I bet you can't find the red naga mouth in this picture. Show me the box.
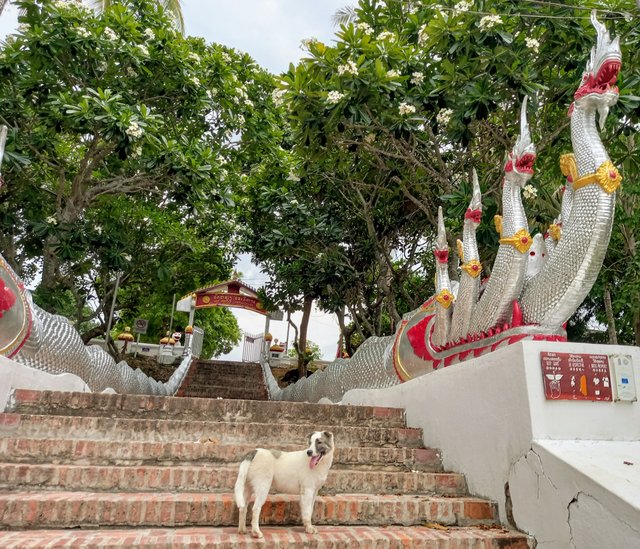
[575,58,621,100]
[515,153,536,174]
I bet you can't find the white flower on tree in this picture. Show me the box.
[337,60,359,76]
[452,0,473,15]
[125,121,144,139]
[137,44,149,56]
[75,26,90,38]
[386,69,400,78]
[272,88,287,106]
[478,15,502,31]
[357,22,373,35]
[143,28,155,40]
[436,108,453,126]
[411,71,425,85]
[103,27,117,40]
[525,37,540,53]
[327,91,345,104]
[377,31,396,42]
[398,102,416,116]
[418,24,429,46]
[523,184,538,200]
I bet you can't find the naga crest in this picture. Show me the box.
[573,11,622,128]
[505,96,536,178]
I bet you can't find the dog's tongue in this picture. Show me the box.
[309,454,321,469]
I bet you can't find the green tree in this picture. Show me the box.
[287,338,322,366]
[0,0,280,354]
[251,0,639,347]
[95,0,184,34]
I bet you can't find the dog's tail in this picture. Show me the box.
[234,452,254,508]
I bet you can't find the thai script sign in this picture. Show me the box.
[195,292,266,315]
[540,351,612,401]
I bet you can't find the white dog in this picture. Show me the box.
[234,431,335,538]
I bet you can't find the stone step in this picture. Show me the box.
[0,491,498,529]
[0,414,423,447]
[0,438,442,471]
[0,525,530,548]
[180,385,269,400]
[8,390,406,427]
[0,463,466,495]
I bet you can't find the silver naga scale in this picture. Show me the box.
[0,13,624,400]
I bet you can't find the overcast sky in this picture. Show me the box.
[0,1,348,360]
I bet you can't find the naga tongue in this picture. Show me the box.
[309,454,322,469]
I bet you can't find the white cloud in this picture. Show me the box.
[185,0,347,74]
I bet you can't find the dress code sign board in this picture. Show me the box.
[540,351,612,401]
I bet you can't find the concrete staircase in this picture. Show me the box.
[177,360,268,400]
[0,389,529,547]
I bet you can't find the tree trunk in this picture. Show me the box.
[41,234,63,289]
[603,285,617,345]
[297,294,314,378]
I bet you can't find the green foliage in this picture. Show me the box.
[0,0,281,354]
[241,0,639,345]
[287,339,322,364]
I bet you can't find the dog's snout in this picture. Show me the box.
[306,449,313,456]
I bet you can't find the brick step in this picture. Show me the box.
[0,414,423,447]
[0,438,442,471]
[187,369,265,380]
[0,463,465,495]
[0,525,530,548]
[190,361,263,376]
[0,491,498,529]
[180,386,268,400]
[182,378,266,391]
[185,369,265,380]
[8,390,406,427]
[183,377,266,390]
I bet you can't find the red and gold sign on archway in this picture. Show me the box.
[191,280,267,315]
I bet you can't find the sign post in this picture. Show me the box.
[132,318,148,358]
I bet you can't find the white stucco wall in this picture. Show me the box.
[0,354,90,412]
[340,341,640,548]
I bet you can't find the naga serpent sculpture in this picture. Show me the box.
[267,12,623,403]
[0,13,623,401]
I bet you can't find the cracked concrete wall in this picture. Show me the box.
[509,443,640,548]
[341,341,640,546]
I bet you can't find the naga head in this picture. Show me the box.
[464,168,483,227]
[573,11,622,128]
[504,96,536,186]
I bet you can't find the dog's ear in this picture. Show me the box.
[324,431,333,440]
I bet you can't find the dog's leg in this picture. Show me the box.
[238,484,251,533]
[250,478,271,539]
[300,488,318,534]
[234,459,253,535]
